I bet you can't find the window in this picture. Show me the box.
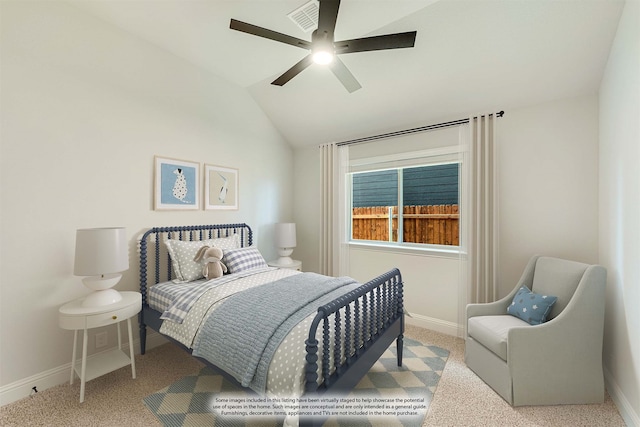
[350,162,460,247]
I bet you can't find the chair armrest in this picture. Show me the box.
[466,284,519,319]
[466,298,509,318]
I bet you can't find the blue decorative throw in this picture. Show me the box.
[192,273,359,393]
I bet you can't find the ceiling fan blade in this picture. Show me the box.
[329,57,362,93]
[272,54,314,86]
[230,19,311,49]
[335,31,417,54]
[317,0,340,37]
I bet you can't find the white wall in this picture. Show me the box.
[599,0,640,424]
[497,94,601,294]
[349,249,460,335]
[0,1,293,401]
[293,94,601,337]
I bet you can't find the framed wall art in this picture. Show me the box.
[204,164,238,210]
[154,156,200,210]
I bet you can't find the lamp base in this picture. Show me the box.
[276,256,294,265]
[277,247,295,266]
[81,273,123,307]
[82,288,122,307]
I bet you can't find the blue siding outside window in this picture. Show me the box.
[403,164,459,205]
[352,163,458,207]
[352,170,397,207]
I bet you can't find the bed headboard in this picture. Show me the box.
[138,223,253,307]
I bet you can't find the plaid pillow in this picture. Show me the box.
[223,247,268,274]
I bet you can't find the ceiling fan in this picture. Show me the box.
[229,0,417,93]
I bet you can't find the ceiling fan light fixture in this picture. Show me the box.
[230,0,417,91]
[312,49,334,65]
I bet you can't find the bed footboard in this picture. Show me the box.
[304,268,404,395]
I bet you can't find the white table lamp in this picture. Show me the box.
[74,227,129,307]
[275,223,296,265]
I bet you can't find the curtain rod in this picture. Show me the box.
[335,110,504,147]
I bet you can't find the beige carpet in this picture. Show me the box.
[0,325,626,426]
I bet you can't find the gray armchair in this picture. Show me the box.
[465,255,606,406]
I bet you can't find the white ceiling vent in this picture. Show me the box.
[287,1,319,33]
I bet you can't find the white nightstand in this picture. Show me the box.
[268,259,302,271]
[59,291,141,403]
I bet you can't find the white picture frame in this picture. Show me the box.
[154,156,200,210]
[204,164,239,210]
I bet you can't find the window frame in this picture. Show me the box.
[347,146,463,256]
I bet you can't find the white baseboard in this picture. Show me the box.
[604,366,640,427]
[405,312,462,337]
[0,331,168,407]
[143,330,170,353]
[0,362,71,407]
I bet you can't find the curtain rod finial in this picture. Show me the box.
[497,111,504,117]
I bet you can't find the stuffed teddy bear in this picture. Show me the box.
[193,246,227,280]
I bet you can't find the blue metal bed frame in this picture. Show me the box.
[138,224,404,427]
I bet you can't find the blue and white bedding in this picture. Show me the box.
[148,278,207,313]
[151,268,278,323]
[151,267,360,397]
[193,273,357,393]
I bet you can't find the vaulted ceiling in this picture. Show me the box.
[69,0,625,147]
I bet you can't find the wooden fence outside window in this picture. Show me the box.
[352,204,459,246]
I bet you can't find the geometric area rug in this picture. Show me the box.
[144,338,449,427]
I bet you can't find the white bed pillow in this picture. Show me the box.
[222,247,268,274]
[164,234,240,282]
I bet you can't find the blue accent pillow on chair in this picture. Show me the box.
[507,286,557,325]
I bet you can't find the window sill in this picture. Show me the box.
[348,241,461,259]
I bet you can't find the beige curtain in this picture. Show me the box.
[460,113,499,308]
[319,143,349,276]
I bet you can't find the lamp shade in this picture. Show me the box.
[275,223,296,248]
[74,227,129,276]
